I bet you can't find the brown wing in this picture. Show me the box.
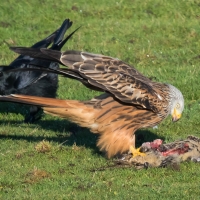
[10,47,163,112]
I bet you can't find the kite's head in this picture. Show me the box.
[168,84,184,122]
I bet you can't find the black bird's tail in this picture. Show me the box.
[52,22,81,51]
[9,18,78,67]
[1,19,80,123]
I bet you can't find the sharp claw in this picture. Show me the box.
[130,146,146,157]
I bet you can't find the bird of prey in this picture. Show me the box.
[0,19,79,123]
[0,47,184,158]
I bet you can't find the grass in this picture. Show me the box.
[0,0,200,199]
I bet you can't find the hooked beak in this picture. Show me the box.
[172,109,181,122]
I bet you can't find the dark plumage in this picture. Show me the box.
[0,19,78,122]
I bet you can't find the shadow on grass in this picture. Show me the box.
[0,102,27,112]
[0,119,165,157]
[0,102,166,157]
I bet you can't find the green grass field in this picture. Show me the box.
[0,0,200,199]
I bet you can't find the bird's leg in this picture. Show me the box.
[129,134,146,157]
[24,106,43,123]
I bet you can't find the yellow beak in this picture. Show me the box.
[172,109,181,122]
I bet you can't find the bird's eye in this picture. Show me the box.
[176,103,180,109]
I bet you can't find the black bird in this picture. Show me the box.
[0,19,79,123]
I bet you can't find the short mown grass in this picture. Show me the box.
[0,0,200,199]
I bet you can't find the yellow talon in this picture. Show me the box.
[130,146,146,157]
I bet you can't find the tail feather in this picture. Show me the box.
[57,26,81,50]
[9,47,61,63]
[51,19,81,50]
[0,94,68,108]
[51,19,72,50]
[9,19,80,64]
[0,94,95,126]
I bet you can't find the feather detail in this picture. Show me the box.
[10,48,170,113]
